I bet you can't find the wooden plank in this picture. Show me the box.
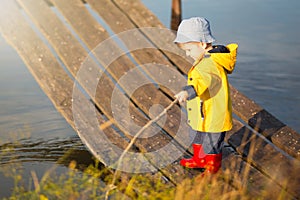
[230,85,300,160]
[0,0,131,168]
[272,126,300,160]
[226,119,300,198]
[112,0,300,160]
[112,0,192,75]
[86,0,186,97]
[222,147,294,199]
[17,0,199,183]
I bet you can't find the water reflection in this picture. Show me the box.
[0,136,102,198]
[0,136,95,168]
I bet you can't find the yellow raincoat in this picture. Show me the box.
[186,44,238,132]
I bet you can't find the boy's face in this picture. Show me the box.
[179,42,205,61]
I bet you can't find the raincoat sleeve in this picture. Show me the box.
[183,85,197,100]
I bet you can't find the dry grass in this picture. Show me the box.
[0,157,294,200]
[0,131,297,200]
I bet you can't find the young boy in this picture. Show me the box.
[174,17,238,173]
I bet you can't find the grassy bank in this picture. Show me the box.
[0,139,295,200]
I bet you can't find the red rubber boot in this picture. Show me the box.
[204,153,222,174]
[180,144,206,168]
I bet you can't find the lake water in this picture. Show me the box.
[0,0,299,198]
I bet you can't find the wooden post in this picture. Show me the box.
[171,0,182,31]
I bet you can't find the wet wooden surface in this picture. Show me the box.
[0,0,299,198]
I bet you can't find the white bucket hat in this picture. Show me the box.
[174,17,216,43]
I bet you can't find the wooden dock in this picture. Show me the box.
[0,0,299,199]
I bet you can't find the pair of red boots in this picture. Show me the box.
[180,143,222,174]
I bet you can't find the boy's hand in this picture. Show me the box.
[175,91,188,103]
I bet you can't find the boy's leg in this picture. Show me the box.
[190,129,204,144]
[179,129,206,168]
[201,131,226,173]
[180,131,226,172]
[201,131,226,154]
[190,131,225,154]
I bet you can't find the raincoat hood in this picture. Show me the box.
[210,43,238,74]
